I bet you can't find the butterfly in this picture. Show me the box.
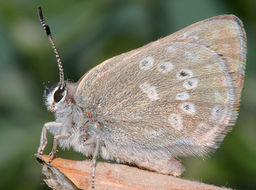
[36,6,246,189]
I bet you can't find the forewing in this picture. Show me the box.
[75,15,246,157]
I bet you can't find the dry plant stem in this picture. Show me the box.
[36,155,231,190]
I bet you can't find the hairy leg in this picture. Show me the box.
[83,136,100,190]
[37,122,64,155]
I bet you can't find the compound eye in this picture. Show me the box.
[53,87,66,103]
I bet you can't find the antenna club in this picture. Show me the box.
[37,6,43,20]
[37,6,51,36]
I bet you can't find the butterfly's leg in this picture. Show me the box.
[83,136,100,190]
[37,122,63,156]
[92,136,100,190]
[49,134,71,162]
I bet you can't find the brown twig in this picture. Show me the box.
[36,155,231,190]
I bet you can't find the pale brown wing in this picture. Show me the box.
[75,15,246,158]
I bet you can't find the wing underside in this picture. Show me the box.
[75,15,246,158]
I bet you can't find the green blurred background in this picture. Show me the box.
[0,0,255,189]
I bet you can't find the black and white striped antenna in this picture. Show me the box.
[37,6,65,90]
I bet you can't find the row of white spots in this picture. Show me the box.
[169,108,207,132]
[140,56,195,78]
[139,53,197,80]
[139,56,174,73]
[139,56,198,86]
[139,82,159,101]
[139,43,200,74]
[138,78,197,102]
[203,47,231,124]
[174,103,228,124]
[208,48,234,122]
[175,69,197,115]
[168,104,228,131]
[139,77,197,102]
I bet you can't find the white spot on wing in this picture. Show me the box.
[180,102,196,115]
[168,113,183,130]
[188,35,199,40]
[157,62,173,73]
[185,51,199,62]
[139,82,159,101]
[210,105,227,123]
[175,91,190,100]
[139,56,154,70]
[177,69,193,80]
[166,46,177,53]
[183,78,198,89]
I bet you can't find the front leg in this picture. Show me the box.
[37,121,63,156]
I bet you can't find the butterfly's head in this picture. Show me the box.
[43,80,78,113]
[43,82,67,112]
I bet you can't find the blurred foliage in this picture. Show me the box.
[0,0,255,189]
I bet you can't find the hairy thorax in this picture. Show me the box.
[53,100,95,157]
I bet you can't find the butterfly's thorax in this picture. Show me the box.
[48,82,96,157]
